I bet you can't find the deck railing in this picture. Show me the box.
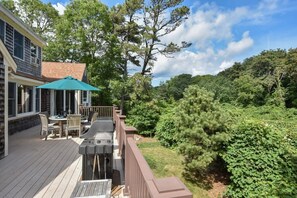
[80,106,114,118]
[113,108,193,198]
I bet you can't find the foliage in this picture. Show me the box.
[128,73,153,104]
[175,85,230,181]
[126,101,160,136]
[234,74,265,106]
[218,49,296,107]
[191,75,236,103]
[223,121,297,198]
[110,0,191,112]
[1,0,59,41]
[155,105,178,147]
[43,0,120,105]
[140,0,190,74]
[155,74,192,100]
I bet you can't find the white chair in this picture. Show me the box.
[82,112,98,132]
[39,114,60,140]
[65,114,82,139]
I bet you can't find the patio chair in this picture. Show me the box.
[81,111,94,123]
[39,114,60,140]
[65,114,82,139]
[82,112,98,133]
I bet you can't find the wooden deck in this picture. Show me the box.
[0,125,84,198]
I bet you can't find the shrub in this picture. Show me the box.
[126,102,160,136]
[156,108,178,148]
[175,85,230,181]
[223,121,297,198]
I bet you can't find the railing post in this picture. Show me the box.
[114,110,121,139]
[118,115,126,156]
[123,126,137,196]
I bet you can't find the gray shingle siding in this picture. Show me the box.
[3,20,42,77]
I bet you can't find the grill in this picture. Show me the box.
[79,119,114,180]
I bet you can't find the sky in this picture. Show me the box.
[42,0,297,86]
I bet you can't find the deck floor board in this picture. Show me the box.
[0,125,83,198]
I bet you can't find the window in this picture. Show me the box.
[14,30,24,59]
[35,88,40,112]
[18,84,33,114]
[0,19,4,42]
[30,43,40,65]
[8,82,16,117]
[82,91,88,105]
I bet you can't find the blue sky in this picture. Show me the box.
[43,0,297,85]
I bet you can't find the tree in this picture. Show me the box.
[140,0,190,75]
[234,74,265,106]
[123,73,160,135]
[0,0,18,15]
[284,48,297,107]
[1,0,59,41]
[109,0,143,110]
[191,75,236,103]
[176,85,230,181]
[44,0,120,104]
[156,74,192,100]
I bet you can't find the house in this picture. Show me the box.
[0,4,46,158]
[41,62,92,116]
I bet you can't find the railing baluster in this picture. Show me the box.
[79,106,114,118]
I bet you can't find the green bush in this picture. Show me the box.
[155,108,178,148]
[126,102,160,136]
[223,121,297,198]
[175,85,230,181]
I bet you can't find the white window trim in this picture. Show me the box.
[13,29,25,61]
[30,42,40,66]
[17,84,34,114]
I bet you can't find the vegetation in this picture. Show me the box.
[3,0,297,196]
[223,121,297,197]
[155,106,178,147]
[176,86,230,182]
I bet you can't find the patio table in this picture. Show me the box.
[49,116,67,138]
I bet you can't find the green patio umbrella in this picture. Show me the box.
[37,76,99,91]
[37,76,99,114]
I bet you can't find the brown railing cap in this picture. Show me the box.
[125,126,137,132]
[153,177,185,193]
[119,115,126,119]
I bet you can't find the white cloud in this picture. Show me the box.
[219,31,254,58]
[258,0,280,11]
[152,32,253,79]
[151,0,289,85]
[162,3,249,49]
[217,61,235,73]
[52,3,66,15]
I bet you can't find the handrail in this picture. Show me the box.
[80,106,113,118]
[113,107,193,198]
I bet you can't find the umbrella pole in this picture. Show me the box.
[68,91,71,114]
[63,90,66,113]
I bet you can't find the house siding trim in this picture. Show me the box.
[0,39,16,71]
[0,5,45,47]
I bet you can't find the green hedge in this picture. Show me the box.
[223,121,297,197]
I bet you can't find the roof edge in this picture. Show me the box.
[0,4,46,47]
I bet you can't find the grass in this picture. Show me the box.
[137,138,209,198]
